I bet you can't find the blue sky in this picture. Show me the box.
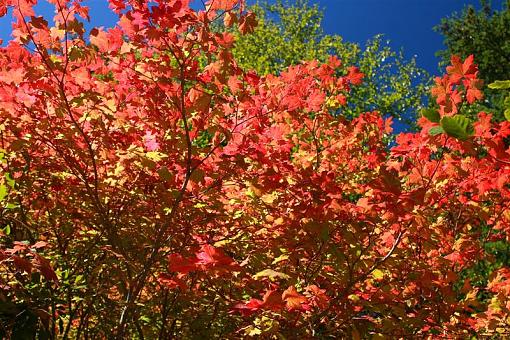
[0,0,500,76]
[314,0,484,74]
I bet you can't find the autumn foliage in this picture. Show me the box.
[0,0,510,338]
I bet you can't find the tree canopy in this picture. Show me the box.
[232,0,428,126]
[435,0,510,120]
[0,0,509,338]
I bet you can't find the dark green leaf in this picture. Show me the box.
[421,108,440,123]
[157,166,173,181]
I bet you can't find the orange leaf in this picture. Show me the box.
[207,0,238,10]
[282,286,307,310]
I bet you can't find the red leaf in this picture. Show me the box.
[444,251,465,265]
[464,78,484,104]
[346,66,364,85]
[167,254,197,274]
[231,289,284,316]
[144,130,160,151]
[196,244,237,270]
[305,285,329,309]
[446,55,464,84]
[231,298,263,316]
[33,254,59,283]
[261,290,284,311]
[207,0,238,10]
[239,12,257,35]
[282,286,307,311]
[32,241,47,249]
[158,273,186,290]
[447,54,478,83]
[0,1,7,18]
[13,256,32,274]
[223,12,236,27]
[462,54,477,77]
[89,28,108,51]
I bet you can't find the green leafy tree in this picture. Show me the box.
[432,2,510,307]
[232,0,429,127]
[435,0,510,120]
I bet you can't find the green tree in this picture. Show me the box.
[434,1,510,308]
[435,0,510,120]
[232,0,429,127]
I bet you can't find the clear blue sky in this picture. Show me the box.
[313,0,484,74]
[0,0,502,76]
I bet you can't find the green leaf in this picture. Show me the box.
[504,109,510,122]
[429,126,444,136]
[421,108,440,123]
[0,184,7,201]
[440,115,474,140]
[488,80,510,90]
[5,173,15,188]
[504,95,510,107]
[74,274,84,284]
[3,225,10,235]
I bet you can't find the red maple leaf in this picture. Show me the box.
[167,254,197,274]
[207,0,238,10]
[346,66,364,85]
[239,12,257,35]
[196,244,238,270]
[231,289,284,316]
[464,78,484,104]
[13,256,32,274]
[158,273,186,290]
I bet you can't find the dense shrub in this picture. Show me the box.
[0,0,509,338]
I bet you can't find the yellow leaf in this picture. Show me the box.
[253,269,290,281]
[348,294,360,302]
[372,269,384,280]
[272,254,289,265]
[246,326,261,336]
[274,217,284,226]
[261,192,277,205]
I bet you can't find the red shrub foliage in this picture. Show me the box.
[0,0,509,338]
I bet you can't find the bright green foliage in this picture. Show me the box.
[232,0,428,126]
[435,0,510,120]
[489,80,510,121]
[488,80,510,90]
